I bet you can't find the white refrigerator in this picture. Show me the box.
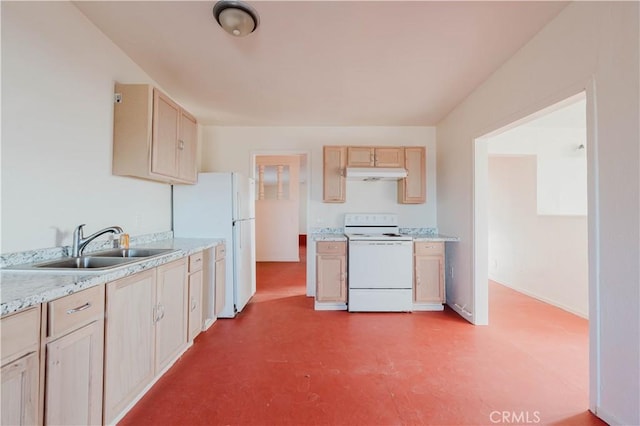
[173,172,256,318]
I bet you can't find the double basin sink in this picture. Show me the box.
[11,248,178,272]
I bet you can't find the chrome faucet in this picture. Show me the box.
[72,224,124,257]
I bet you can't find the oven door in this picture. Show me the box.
[348,240,413,289]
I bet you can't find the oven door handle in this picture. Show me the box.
[349,241,412,246]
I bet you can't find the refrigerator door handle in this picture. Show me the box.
[236,191,240,221]
[239,222,242,250]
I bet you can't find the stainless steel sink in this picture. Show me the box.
[33,256,135,270]
[90,248,177,258]
[5,247,179,273]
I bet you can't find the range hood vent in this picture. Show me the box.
[345,167,408,181]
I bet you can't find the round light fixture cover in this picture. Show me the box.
[213,0,259,37]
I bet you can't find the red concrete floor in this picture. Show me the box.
[120,247,604,426]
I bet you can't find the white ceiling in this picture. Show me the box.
[74,1,568,126]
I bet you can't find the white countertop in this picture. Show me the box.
[0,238,223,316]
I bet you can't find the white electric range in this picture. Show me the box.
[344,214,413,312]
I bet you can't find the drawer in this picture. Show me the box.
[215,244,226,260]
[48,285,104,340]
[1,307,40,365]
[189,251,204,272]
[414,241,444,256]
[317,241,346,255]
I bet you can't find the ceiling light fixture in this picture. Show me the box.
[213,0,259,37]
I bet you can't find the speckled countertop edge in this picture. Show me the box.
[310,227,458,242]
[312,234,347,241]
[0,237,224,316]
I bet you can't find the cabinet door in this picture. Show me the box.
[414,255,444,303]
[45,320,103,426]
[155,259,188,373]
[215,257,226,315]
[151,89,180,178]
[399,146,426,204]
[347,146,374,167]
[375,147,404,167]
[1,351,39,426]
[104,270,156,425]
[323,146,346,203]
[188,270,203,342]
[316,255,346,302]
[178,110,198,183]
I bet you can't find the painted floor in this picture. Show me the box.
[120,247,604,426]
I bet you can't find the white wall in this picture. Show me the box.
[200,126,437,230]
[1,2,174,253]
[437,2,639,424]
[488,156,588,317]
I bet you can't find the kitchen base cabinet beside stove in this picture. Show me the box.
[413,241,445,311]
[314,241,347,310]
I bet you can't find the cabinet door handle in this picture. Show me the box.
[66,302,91,315]
[178,140,185,150]
[158,304,165,321]
[191,297,197,311]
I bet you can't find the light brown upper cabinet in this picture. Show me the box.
[323,146,346,203]
[113,84,197,185]
[346,147,404,168]
[398,147,426,204]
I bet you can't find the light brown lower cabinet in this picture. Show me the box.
[45,320,104,425]
[155,259,188,372]
[414,242,445,303]
[0,307,41,426]
[1,352,39,426]
[103,259,187,424]
[215,244,226,315]
[188,251,204,342]
[103,270,156,425]
[316,241,347,303]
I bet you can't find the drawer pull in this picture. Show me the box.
[194,258,202,263]
[66,302,91,315]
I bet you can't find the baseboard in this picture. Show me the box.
[314,301,347,311]
[413,303,444,311]
[447,302,474,324]
[595,405,630,425]
[490,278,588,319]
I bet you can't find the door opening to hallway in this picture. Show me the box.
[475,93,591,417]
[254,154,304,263]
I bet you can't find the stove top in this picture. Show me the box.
[345,232,413,241]
[343,213,413,241]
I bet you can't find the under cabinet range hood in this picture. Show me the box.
[345,167,408,181]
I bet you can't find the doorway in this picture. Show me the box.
[251,152,310,263]
[473,90,599,413]
[486,97,588,318]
